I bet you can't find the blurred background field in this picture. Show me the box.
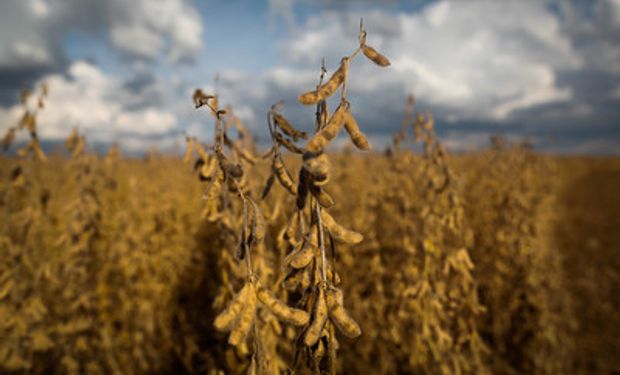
[1,148,618,374]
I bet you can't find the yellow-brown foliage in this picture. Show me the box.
[2,142,618,374]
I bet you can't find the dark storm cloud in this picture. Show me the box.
[0,65,58,106]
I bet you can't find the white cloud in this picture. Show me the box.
[0,61,179,146]
[490,65,572,120]
[110,25,164,61]
[107,0,203,62]
[29,0,51,19]
[1,0,617,155]
[279,2,581,121]
[0,0,203,71]
[115,109,176,135]
[13,41,52,66]
[264,67,317,91]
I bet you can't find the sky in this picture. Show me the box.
[0,0,619,154]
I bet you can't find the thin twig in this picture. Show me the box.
[315,199,328,283]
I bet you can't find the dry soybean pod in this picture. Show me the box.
[317,57,349,100]
[202,169,224,201]
[320,210,363,244]
[306,104,346,153]
[282,241,303,269]
[228,282,257,347]
[199,156,217,181]
[289,240,316,269]
[194,141,211,161]
[249,199,266,244]
[361,44,391,67]
[304,286,329,346]
[302,152,330,185]
[309,184,335,208]
[273,155,297,195]
[256,284,309,326]
[326,287,361,338]
[236,145,257,165]
[274,131,304,154]
[285,210,301,244]
[218,151,243,179]
[298,59,348,105]
[343,109,370,150]
[260,170,276,200]
[214,282,251,331]
[272,112,307,140]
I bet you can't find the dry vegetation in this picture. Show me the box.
[1,21,619,375]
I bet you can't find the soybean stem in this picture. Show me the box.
[315,199,328,283]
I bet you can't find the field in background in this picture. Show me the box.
[1,147,618,375]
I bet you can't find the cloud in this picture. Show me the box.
[1,0,618,154]
[0,0,58,70]
[281,2,581,122]
[0,0,203,105]
[490,66,572,120]
[613,84,620,99]
[106,0,203,62]
[0,61,181,149]
[0,0,203,67]
[0,0,205,152]
[241,1,617,153]
[558,0,620,74]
